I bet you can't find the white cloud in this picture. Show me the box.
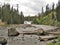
[0,0,58,16]
[45,0,58,4]
[19,5,38,16]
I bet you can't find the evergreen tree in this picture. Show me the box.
[12,9,20,24]
[38,13,41,19]
[52,3,55,20]
[0,4,22,24]
[2,4,11,23]
[52,3,55,11]
[56,0,60,21]
[0,7,1,19]
[10,6,13,24]
[20,11,24,24]
[32,15,38,24]
[42,7,44,14]
[46,4,49,15]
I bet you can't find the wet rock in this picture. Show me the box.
[8,28,19,36]
[0,37,7,44]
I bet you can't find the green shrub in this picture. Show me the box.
[47,42,55,45]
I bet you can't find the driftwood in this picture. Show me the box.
[19,28,43,35]
[39,35,57,41]
[40,27,60,35]
[43,27,59,32]
[47,31,60,35]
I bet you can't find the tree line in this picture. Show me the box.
[0,4,24,24]
[0,0,60,25]
[32,0,60,25]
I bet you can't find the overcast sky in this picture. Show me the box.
[0,0,58,16]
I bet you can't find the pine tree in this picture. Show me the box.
[52,3,55,20]
[0,7,1,19]
[38,13,41,19]
[2,4,11,23]
[10,6,13,24]
[56,0,60,21]
[20,11,24,24]
[42,7,44,14]
[46,4,49,15]
[0,4,21,24]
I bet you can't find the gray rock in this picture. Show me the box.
[8,28,19,36]
[0,37,7,44]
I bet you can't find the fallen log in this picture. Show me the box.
[19,28,43,35]
[39,35,57,41]
[47,31,60,35]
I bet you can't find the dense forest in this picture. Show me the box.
[0,0,60,27]
[0,4,24,24]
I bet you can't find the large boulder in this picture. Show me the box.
[8,28,19,36]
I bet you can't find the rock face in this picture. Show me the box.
[8,28,19,36]
[0,37,7,44]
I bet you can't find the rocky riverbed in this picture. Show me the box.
[0,24,59,45]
